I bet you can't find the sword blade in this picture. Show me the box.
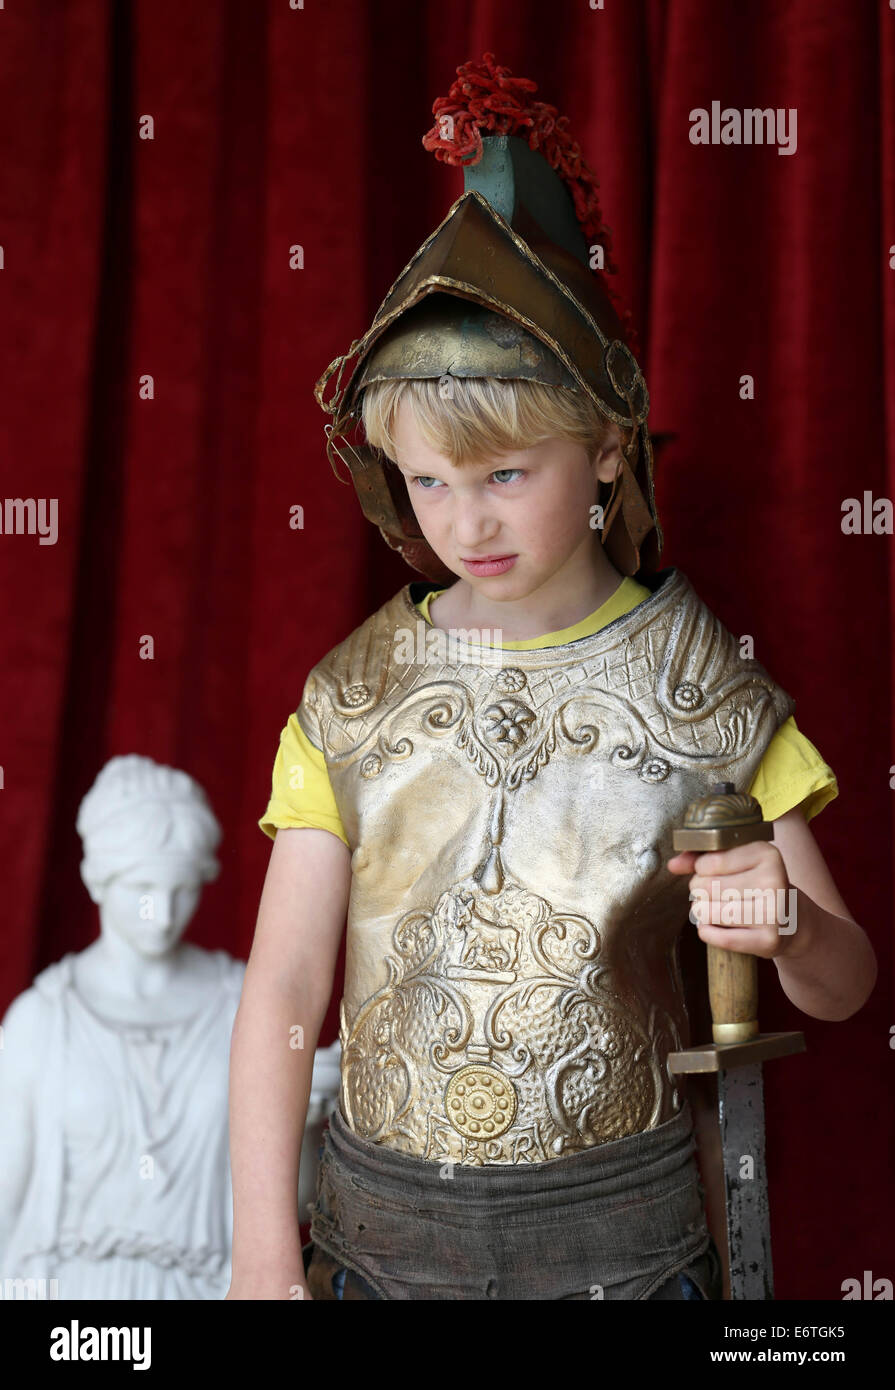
[718,1062,774,1299]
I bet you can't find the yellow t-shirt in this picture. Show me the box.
[259,578,838,845]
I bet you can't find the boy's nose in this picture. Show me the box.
[451,497,498,546]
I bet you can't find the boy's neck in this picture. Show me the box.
[429,546,627,642]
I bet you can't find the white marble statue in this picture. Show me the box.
[0,755,244,1300]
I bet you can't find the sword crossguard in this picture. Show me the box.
[666,1030,805,1075]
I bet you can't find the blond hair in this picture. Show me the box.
[360,376,624,467]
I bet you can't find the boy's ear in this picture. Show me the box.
[592,423,624,485]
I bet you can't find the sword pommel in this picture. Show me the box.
[673,781,773,853]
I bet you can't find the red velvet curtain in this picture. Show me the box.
[1,0,891,1297]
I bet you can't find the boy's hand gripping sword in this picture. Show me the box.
[667,782,805,1301]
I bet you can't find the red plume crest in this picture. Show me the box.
[421,52,638,352]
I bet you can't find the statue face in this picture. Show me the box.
[102,856,204,956]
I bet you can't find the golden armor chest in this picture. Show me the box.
[298,568,794,1165]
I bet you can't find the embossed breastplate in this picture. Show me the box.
[299,568,795,1165]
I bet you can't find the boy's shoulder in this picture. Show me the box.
[314,581,416,669]
[295,583,417,730]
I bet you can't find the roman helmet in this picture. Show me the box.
[314,52,663,583]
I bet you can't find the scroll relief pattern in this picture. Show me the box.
[333,646,771,1163]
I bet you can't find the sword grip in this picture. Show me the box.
[673,780,768,1043]
[708,944,758,1043]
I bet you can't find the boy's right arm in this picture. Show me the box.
[226,826,351,1300]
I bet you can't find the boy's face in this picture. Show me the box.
[391,396,622,597]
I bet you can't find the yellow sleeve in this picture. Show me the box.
[746,715,839,824]
[258,711,349,847]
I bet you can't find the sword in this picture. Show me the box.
[667,781,805,1300]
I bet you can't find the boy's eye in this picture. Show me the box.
[409,469,524,488]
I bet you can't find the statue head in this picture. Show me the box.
[76,755,221,957]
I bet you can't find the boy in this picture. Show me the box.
[226,56,876,1301]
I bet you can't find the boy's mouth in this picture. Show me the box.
[461,554,517,576]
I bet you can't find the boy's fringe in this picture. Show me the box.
[361,376,623,469]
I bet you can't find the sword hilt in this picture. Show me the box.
[673,780,772,1043]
